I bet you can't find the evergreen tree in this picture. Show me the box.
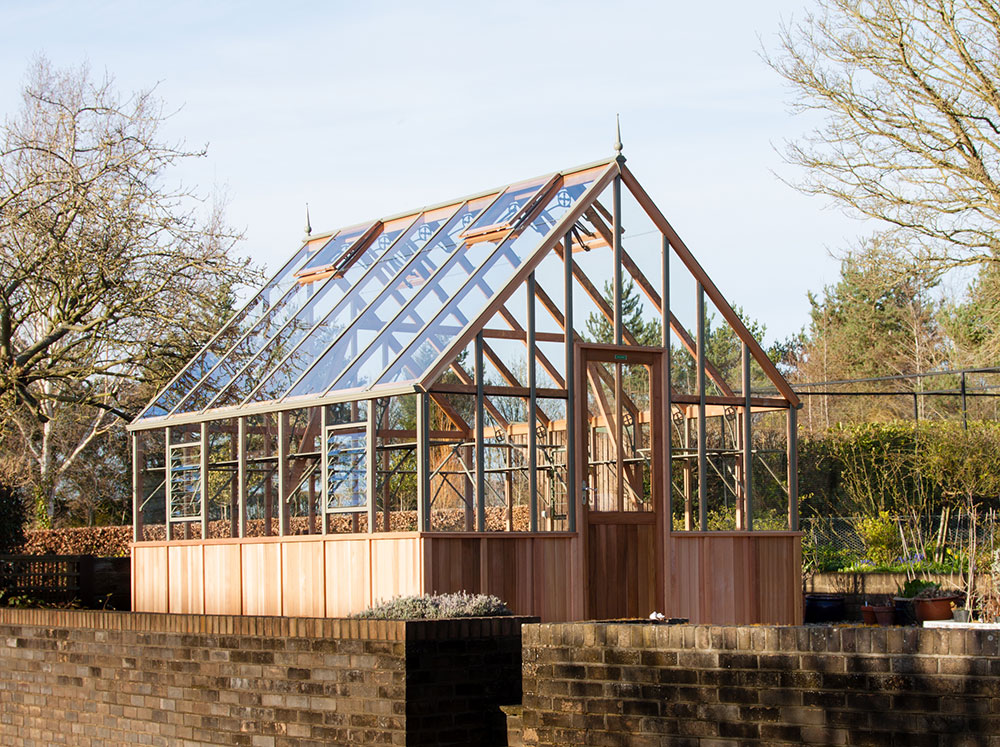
[794,241,943,429]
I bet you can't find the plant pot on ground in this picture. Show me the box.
[861,603,895,625]
[913,587,961,623]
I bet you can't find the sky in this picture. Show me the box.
[0,0,869,346]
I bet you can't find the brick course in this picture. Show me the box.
[518,622,1000,747]
[0,608,531,746]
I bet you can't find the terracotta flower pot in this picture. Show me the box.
[861,605,877,625]
[913,596,958,623]
[872,605,895,626]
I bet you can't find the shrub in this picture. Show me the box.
[856,511,903,567]
[352,592,512,619]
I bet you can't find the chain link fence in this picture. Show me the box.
[803,513,998,566]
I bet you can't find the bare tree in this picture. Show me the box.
[0,58,256,522]
[768,0,1000,271]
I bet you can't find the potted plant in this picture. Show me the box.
[912,586,961,623]
[861,599,895,625]
[894,579,938,625]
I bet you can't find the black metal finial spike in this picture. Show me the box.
[304,203,312,236]
[614,114,623,156]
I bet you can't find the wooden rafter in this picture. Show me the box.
[429,392,473,436]
[447,360,511,430]
[480,340,551,427]
[496,306,567,388]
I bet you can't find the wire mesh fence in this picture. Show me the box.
[803,512,999,565]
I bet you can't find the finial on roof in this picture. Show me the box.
[613,114,626,166]
[304,203,312,236]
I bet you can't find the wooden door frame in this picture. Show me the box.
[575,343,668,616]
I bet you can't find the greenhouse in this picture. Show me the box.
[128,152,803,623]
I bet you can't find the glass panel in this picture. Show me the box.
[137,241,316,419]
[244,209,458,406]
[168,443,202,520]
[245,413,278,536]
[171,227,377,415]
[326,400,367,426]
[369,396,418,532]
[284,408,323,534]
[206,420,239,536]
[464,176,551,233]
[284,195,497,399]
[136,429,166,542]
[586,360,653,513]
[203,217,415,410]
[326,429,367,511]
[374,169,602,387]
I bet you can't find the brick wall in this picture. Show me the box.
[0,608,531,746]
[519,622,1000,746]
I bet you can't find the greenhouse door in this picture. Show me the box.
[579,345,667,620]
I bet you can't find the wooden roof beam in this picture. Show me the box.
[447,360,511,431]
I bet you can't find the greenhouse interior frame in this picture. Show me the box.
[129,151,804,624]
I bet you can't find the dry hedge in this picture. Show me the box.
[18,505,539,557]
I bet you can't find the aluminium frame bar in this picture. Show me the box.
[697,282,707,532]
[742,343,754,531]
[662,234,672,525]
[564,233,576,532]
[475,333,486,532]
[417,392,431,531]
[527,271,539,532]
[613,175,623,346]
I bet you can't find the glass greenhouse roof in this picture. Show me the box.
[135,159,613,424]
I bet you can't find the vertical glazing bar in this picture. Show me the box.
[696,282,707,532]
[683,418,692,530]
[742,343,753,532]
[613,175,623,345]
[528,272,539,532]
[417,392,430,531]
[475,334,486,532]
[662,235,672,522]
[132,433,142,543]
[237,417,247,538]
[564,234,576,533]
[615,363,624,511]
[200,422,209,539]
[164,426,172,539]
[787,407,799,531]
[278,412,288,536]
[229,423,239,537]
[961,372,968,430]
[320,406,329,534]
[366,401,376,534]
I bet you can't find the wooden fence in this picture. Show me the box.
[0,555,131,609]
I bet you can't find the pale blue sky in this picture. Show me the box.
[0,0,868,345]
